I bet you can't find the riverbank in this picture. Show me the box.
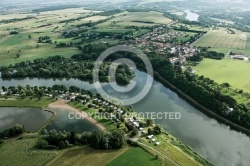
[48,99,106,131]
[154,72,250,136]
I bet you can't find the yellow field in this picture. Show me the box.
[46,146,130,166]
[193,29,247,49]
[97,11,172,27]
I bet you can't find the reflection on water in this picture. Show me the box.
[185,10,199,21]
[0,107,52,131]
[45,108,98,133]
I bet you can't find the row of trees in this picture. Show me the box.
[37,129,126,150]
[187,50,225,62]
[0,124,25,139]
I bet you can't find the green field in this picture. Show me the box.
[193,58,250,93]
[0,97,55,108]
[193,29,247,50]
[140,134,202,166]
[0,8,90,65]
[107,147,162,166]
[0,138,59,166]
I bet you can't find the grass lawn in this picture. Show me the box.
[140,134,202,166]
[107,147,162,166]
[68,102,117,131]
[46,145,130,166]
[193,58,250,93]
[0,138,59,166]
[177,32,197,43]
[0,97,56,108]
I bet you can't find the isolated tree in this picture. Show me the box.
[16,53,20,58]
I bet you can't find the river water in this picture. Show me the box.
[0,71,249,166]
[185,10,199,21]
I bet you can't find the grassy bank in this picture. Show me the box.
[0,97,56,109]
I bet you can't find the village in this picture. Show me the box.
[119,24,203,69]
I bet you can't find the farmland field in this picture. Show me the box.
[193,58,250,93]
[0,138,59,166]
[46,146,130,166]
[107,147,162,166]
[97,11,172,27]
[193,29,247,49]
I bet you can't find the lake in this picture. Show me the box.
[45,108,98,133]
[185,10,199,21]
[0,71,250,166]
[0,107,52,131]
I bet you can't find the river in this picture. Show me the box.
[185,10,199,21]
[0,71,249,166]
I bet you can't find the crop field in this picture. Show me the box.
[209,17,235,24]
[193,29,247,49]
[0,8,93,65]
[46,146,130,166]
[97,11,172,27]
[0,138,59,166]
[107,147,162,166]
[193,58,250,93]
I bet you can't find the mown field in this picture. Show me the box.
[193,29,247,50]
[193,58,250,93]
[0,97,55,108]
[107,147,162,166]
[46,146,130,166]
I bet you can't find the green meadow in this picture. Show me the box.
[193,58,250,93]
[107,147,162,166]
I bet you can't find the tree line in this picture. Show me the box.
[37,129,126,150]
[0,55,134,85]
[0,124,25,139]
